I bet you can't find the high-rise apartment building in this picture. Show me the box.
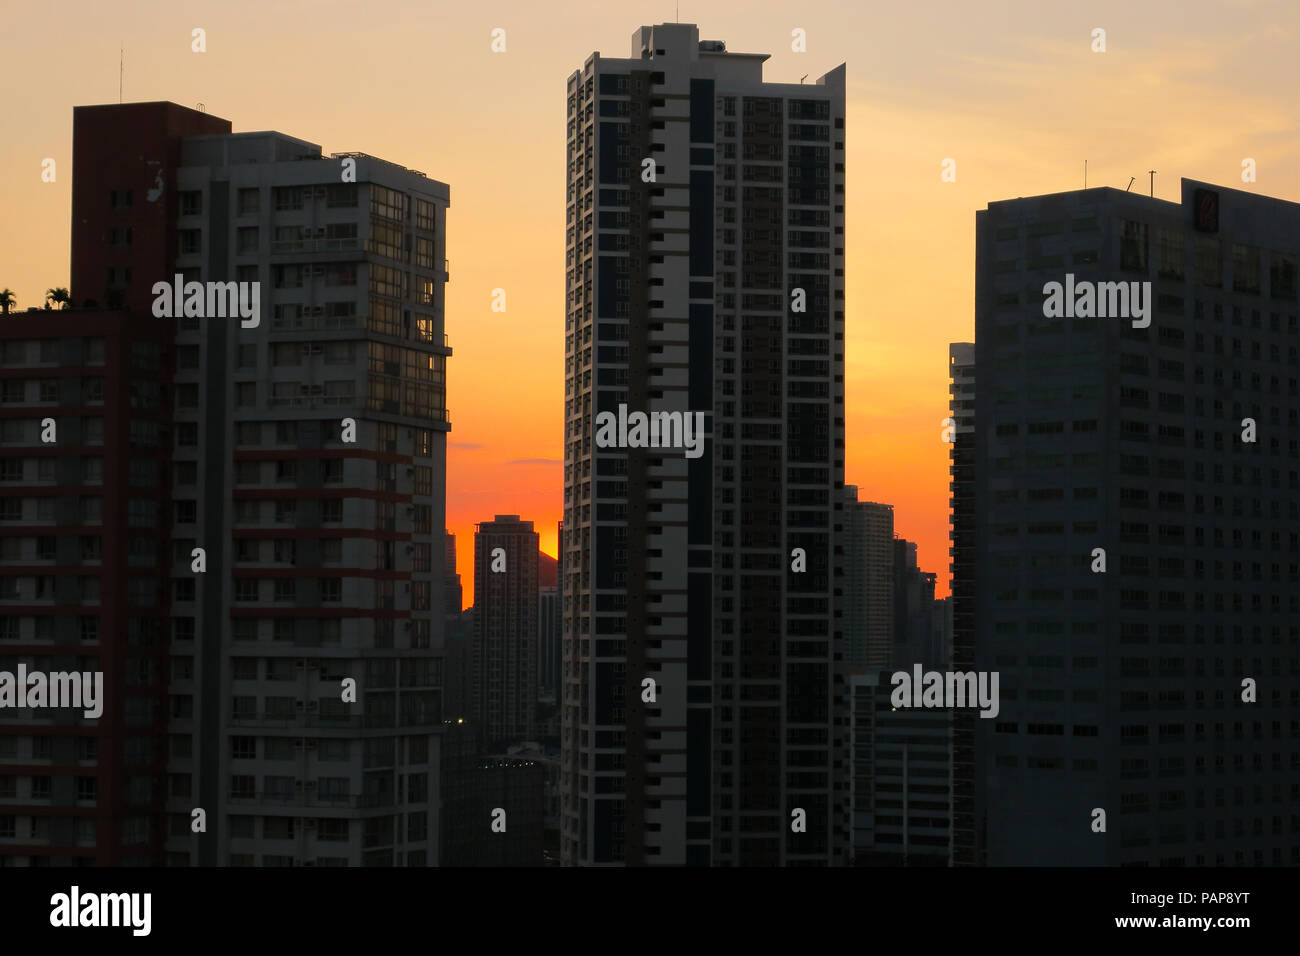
[473,516,539,748]
[445,533,463,619]
[841,488,893,669]
[65,102,453,867]
[973,179,1300,865]
[947,341,976,865]
[561,23,847,865]
[848,672,952,866]
[0,310,173,865]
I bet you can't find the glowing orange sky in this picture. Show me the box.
[5,0,1300,608]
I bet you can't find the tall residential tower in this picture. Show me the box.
[562,23,847,866]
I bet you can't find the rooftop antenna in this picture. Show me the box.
[1125,176,1135,192]
[1148,169,1156,197]
[119,45,123,103]
[800,74,808,84]
[1083,159,1087,189]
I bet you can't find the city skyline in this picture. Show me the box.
[11,1,1297,606]
[1,2,1298,892]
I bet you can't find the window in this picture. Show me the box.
[128,499,157,527]
[231,737,257,760]
[178,229,201,255]
[318,818,349,841]
[320,578,342,602]
[326,183,357,208]
[274,186,305,211]
[237,227,259,254]
[179,191,202,216]
[324,342,353,365]
[76,777,98,802]
[82,457,104,483]
[270,343,300,366]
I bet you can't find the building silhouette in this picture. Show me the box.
[473,516,539,748]
[972,179,1300,866]
[561,22,847,865]
[0,309,171,864]
[947,341,977,865]
[2,101,454,866]
[841,488,894,669]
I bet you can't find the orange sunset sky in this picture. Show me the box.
[4,0,1299,607]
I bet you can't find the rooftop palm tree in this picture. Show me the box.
[45,287,71,310]
[0,289,14,315]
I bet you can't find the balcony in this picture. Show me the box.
[269,313,363,333]
[269,237,362,255]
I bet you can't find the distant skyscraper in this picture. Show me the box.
[947,341,976,866]
[562,22,847,866]
[973,179,1300,866]
[473,516,539,747]
[893,537,942,671]
[842,488,894,669]
[539,587,561,702]
[445,533,463,617]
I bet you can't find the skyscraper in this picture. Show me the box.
[67,102,453,867]
[947,341,976,865]
[972,179,1300,866]
[0,309,172,865]
[473,516,539,747]
[562,23,847,866]
[539,587,561,702]
[841,487,894,669]
[893,537,942,672]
